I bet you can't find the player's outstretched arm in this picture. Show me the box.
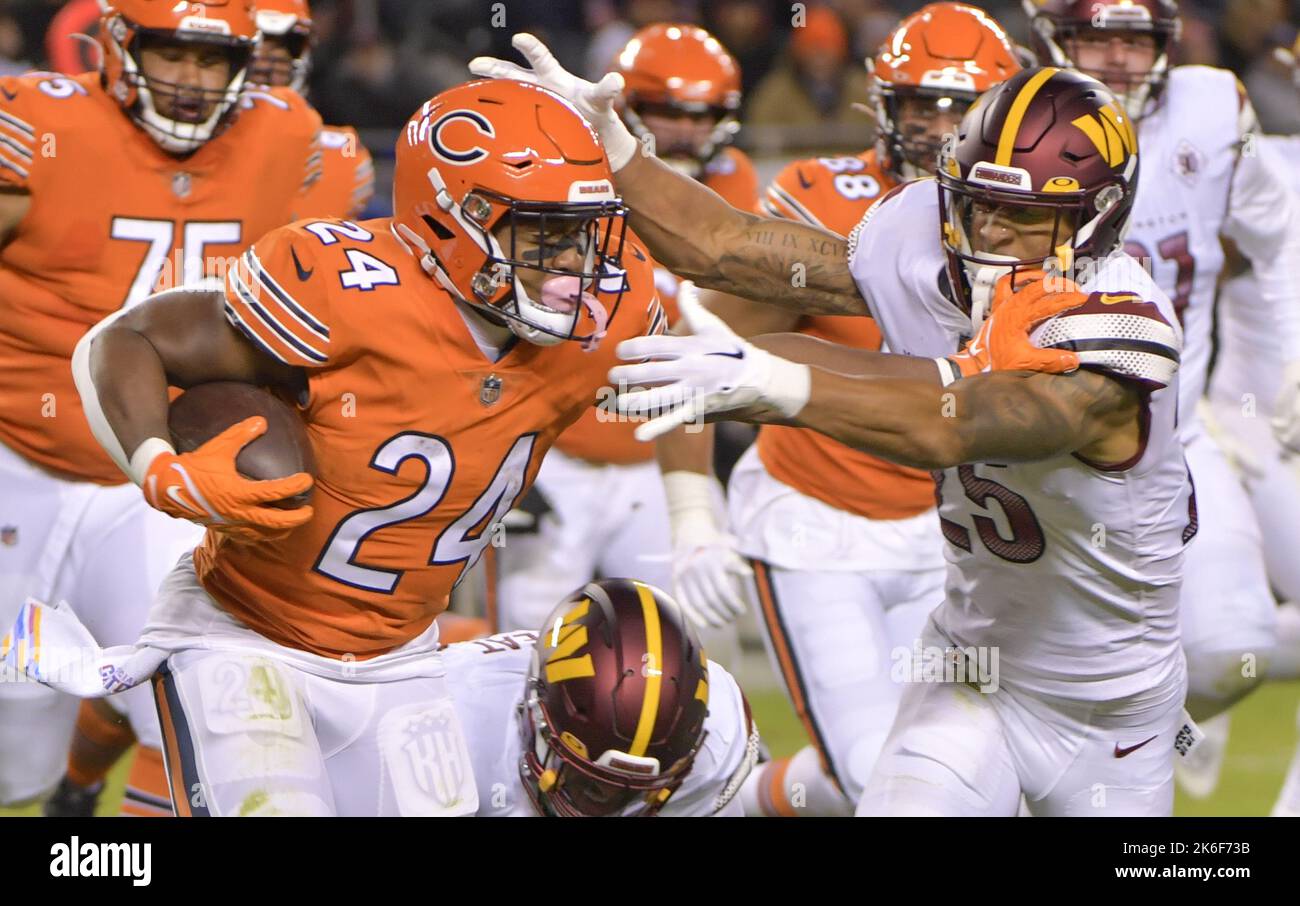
[469,33,865,317]
[615,153,865,316]
[795,367,1142,470]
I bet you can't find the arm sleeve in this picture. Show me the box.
[0,77,41,191]
[1220,111,1300,358]
[222,227,334,368]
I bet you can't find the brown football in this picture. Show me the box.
[168,381,316,509]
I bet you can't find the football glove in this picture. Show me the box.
[140,416,314,536]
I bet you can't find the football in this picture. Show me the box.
[168,381,316,509]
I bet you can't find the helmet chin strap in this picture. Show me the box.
[964,255,1017,333]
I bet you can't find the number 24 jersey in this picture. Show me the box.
[207,217,665,660]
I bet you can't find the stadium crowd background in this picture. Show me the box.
[4,0,1300,212]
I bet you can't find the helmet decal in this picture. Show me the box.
[430,109,495,167]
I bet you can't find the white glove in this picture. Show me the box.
[610,282,812,442]
[663,471,751,629]
[468,33,639,172]
[1271,360,1300,455]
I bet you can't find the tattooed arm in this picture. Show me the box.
[616,154,866,316]
[793,368,1142,470]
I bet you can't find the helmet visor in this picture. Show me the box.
[940,172,1086,270]
[470,193,630,345]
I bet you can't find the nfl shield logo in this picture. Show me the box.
[480,374,502,407]
[1,526,15,546]
[172,171,192,199]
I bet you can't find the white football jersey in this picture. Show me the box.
[849,180,1192,701]
[441,631,758,817]
[1212,134,1300,414]
[1126,66,1300,425]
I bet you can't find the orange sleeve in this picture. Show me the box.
[297,126,376,220]
[0,75,47,192]
[223,224,335,368]
[760,153,892,237]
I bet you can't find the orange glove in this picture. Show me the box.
[141,416,314,536]
[947,270,1086,378]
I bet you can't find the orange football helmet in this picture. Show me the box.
[613,24,741,179]
[392,79,630,349]
[249,0,312,92]
[868,3,1021,179]
[99,0,259,154]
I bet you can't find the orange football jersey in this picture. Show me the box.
[0,72,323,484]
[554,146,757,465]
[294,125,375,221]
[203,217,665,658]
[756,151,934,520]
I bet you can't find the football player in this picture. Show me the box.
[249,0,375,221]
[475,38,1195,815]
[492,24,754,655]
[1207,42,1300,815]
[0,0,322,812]
[712,3,1021,817]
[72,78,672,816]
[446,579,757,816]
[1025,0,1300,793]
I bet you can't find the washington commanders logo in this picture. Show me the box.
[544,598,596,683]
[1071,102,1137,167]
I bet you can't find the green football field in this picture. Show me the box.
[3,680,1296,817]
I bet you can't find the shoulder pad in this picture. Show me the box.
[1030,292,1180,389]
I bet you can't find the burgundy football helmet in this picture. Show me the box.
[937,66,1139,322]
[519,579,710,817]
[1023,0,1181,120]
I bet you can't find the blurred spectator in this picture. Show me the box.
[745,5,869,127]
[703,0,787,96]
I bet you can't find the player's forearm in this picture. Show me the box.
[793,370,963,469]
[1223,141,1300,352]
[655,422,715,475]
[751,333,940,381]
[794,370,1093,469]
[617,154,865,316]
[72,316,172,483]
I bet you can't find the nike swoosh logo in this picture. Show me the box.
[0,87,15,102]
[797,169,813,190]
[1114,735,1158,758]
[290,246,314,281]
[706,348,745,360]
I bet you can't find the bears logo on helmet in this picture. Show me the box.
[392,79,630,350]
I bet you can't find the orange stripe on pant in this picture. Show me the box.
[749,558,845,794]
[152,672,193,818]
